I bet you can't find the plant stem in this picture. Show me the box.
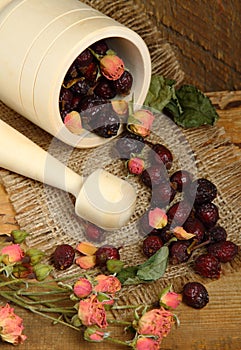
[106,337,132,347]
[107,319,132,326]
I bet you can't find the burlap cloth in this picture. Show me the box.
[0,0,240,310]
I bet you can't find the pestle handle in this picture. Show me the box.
[0,120,83,196]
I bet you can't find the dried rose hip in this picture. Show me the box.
[193,253,221,279]
[207,240,239,263]
[150,143,173,170]
[112,70,133,95]
[183,217,205,243]
[114,131,145,160]
[151,182,176,208]
[195,202,219,228]
[189,178,217,205]
[95,245,120,267]
[169,240,191,265]
[205,225,227,243]
[140,165,168,189]
[167,200,192,227]
[170,170,193,192]
[53,244,75,270]
[182,282,209,309]
[142,235,163,258]
[84,222,105,243]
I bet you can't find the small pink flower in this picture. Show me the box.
[64,111,83,134]
[127,157,145,175]
[1,244,24,264]
[100,55,125,80]
[74,278,93,298]
[148,208,167,229]
[0,304,27,345]
[159,286,182,309]
[128,109,155,137]
[137,307,174,342]
[135,336,160,350]
[93,274,121,296]
[84,326,109,342]
[78,294,108,328]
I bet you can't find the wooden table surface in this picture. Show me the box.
[1,1,241,349]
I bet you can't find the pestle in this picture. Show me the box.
[0,120,136,230]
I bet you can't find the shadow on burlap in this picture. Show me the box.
[0,0,240,312]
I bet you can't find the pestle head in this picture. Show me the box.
[75,169,136,230]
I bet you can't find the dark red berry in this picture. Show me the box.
[114,131,145,160]
[158,223,174,243]
[140,165,168,189]
[70,78,90,96]
[183,217,205,243]
[142,235,163,258]
[151,182,176,207]
[150,144,173,170]
[182,282,209,309]
[53,244,75,270]
[88,104,120,138]
[94,77,116,99]
[205,225,227,243]
[75,48,93,67]
[112,70,133,95]
[91,39,109,55]
[84,223,105,243]
[195,202,219,228]
[80,61,98,85]
[167,200,192,227]
[193,253,221,278]
[207,240,239,263]
[95,245,120,267]
[189,178,217,205]
[169,240,191,265]
[170,170,193,192]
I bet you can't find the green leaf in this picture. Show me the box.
[144,75,176,111]
[137,246,169,281]
[116,265,139,285]
[167,85,219,128]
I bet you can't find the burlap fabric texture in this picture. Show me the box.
[0,0,240,309]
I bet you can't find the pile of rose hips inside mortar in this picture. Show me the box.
[59,39,133,137]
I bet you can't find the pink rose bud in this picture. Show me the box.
[128,109,155,137]
[93,274,121,296]
[64,111,83,134]
[148,208,168,229]
[135,336,160,350]
[0,304,27,345]
[1,244,24,265]
[127,157,145,175]
[73,278,93,298]
[173,226,196,240]
[159,285,182,310]
[100,54,125,80]
[84,326,109,343]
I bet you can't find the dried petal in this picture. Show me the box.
[111,99,129,115]
[76,255,96,269]
[173,226,196,240]
[148,208,168,229]
[64,111,83,134]
[76,242,98,256]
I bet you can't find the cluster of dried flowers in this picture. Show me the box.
[0,230,181,348]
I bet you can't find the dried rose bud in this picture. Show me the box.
[33,263,53,281]
[127,157,145,175]
[10,230,29,244]
[148,207,168,229]
[64,111,83,134]
[73,278,93,298]
[100,54,125,80]
[1,244,24,265]
[25,248,45,265]
[0,304,27,345]
[84,326,109,343]
[159,285,182,309]
[127,109,155,137]
[93,274,121,296]
[134,337,160,350]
